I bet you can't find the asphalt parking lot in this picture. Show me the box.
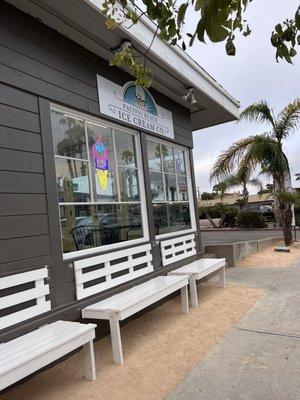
[200,229,289,245]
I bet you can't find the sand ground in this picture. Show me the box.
[237,242,300,268]
[1,283,263,400]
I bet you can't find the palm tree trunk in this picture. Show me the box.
[280,207,293,246]
[273,178,282,227]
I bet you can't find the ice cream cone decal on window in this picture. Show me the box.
[92,136,109,191]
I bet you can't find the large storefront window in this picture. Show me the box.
[50,106,146,255]
[146,139,193,236]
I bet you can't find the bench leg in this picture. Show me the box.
[181,285,189,314]
[83,340,96,381]
[189,277,198,308]
[109,313,124,364]
[219,266,226,288]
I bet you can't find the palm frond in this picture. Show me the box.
[276,98,300,140]
[248,178,264,193]
[210,136,258,182]
[240,101,275,128]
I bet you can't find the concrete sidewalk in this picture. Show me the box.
[167,263,300,400]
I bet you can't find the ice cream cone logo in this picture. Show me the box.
[92,135,109,191]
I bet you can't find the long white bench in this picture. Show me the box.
[82,275,189,364]
[168,258,226,308]
[0,268,96,391]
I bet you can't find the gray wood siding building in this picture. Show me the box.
[0,1,239,343]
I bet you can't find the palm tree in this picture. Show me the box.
[210,99,300,246]
[213,172,263,208]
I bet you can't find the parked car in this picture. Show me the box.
[242,204,275,221]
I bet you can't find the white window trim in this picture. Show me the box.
[50,103,149,261]
[146,135,197,239]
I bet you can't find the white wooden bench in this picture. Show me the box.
[160,233,197,266]
[82,275,189,364]
[168,258,226,308]
[74,244,154,300]
[0,268,97,391]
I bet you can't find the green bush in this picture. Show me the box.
[236,211,266,228]
[198,206,222,219]
[219,208,238,227]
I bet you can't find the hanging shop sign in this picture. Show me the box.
[97,75,174,139]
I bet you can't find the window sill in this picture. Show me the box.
[62,236,149,262]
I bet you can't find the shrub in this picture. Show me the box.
[198,206,222,219]
[219,208,238,227]
[236,211,266,228]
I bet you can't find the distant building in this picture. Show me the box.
[198,192,274,208]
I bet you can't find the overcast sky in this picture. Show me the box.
[186,0,300,194]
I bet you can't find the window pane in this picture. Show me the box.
[174,148,186,175]
[162,144,175,173]
[165,174,177,201]
[55,158,90,202]
[177,175,189,201]
[169,203,191,231]
[115,131,137,167]
[118,167,140,201]
[87,122,117,202]
[153,203,169,235]
[60,203,143,252]
[51,110,86,159]
[150,172,165,202]
[147,140,162,172]
[153,203,191,236]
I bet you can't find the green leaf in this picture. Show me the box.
[196,19,205,42]
[226,39,236,56]
[177,3,189,26]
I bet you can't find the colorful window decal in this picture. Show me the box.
[92,136,109,191]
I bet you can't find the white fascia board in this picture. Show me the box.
[85,0,240,119]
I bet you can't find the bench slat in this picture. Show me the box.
[76,253,152,284]
[0,322,96,375]
[0,268,48,290]
[0,285,49,310]
[83,275,188,319]
[170,258,226,277]
[160,234,197,266]
[74,244,152,270]
[0,302,51,331]
[0,321,65,358]
[76,264,153,300]
[0,322,77,364]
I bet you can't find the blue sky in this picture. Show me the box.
[187,0,300,194]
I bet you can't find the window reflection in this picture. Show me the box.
[147,140,162,172]
[153,203,191,235]
[162,145,175,173]
[174,149,186,175]
[165,174,177,201]
[50,108,145,254]
[146,139,192,236]
[115,131,137,168]
[118,167,140,201]
[51,111,86,159]
[149,172,165,201]
[60,204,143,252]
[55,158,90,202]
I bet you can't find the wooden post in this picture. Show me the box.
[109,313,124,364]
[189,276,198,308]
[181,285,189,314]
[219,266,226,288]
[83,340,96,381]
